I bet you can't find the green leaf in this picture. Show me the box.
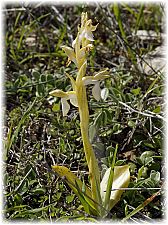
[25,165,36,179]
[74,180,95,215]
[101,88,109,101]
[40,74,46,82]
[55,192,62,200]
[100,165,130,212]
[52,103,60,112]
[128,162,137,174]
[89,124,97,143]
[152,106,161,113]
[141,156,153,166]
[5,98,37,159]
[52,165,98,216]
[143,142,154,149]
[94,112,103,127]
[13,193,23,205]
[113,3,126,40]
[66,194,75,204]
[128,120,136,128]
[115,160,126,166]
[36,84,45,96]
[20,74,28,82]
[82,179,86,193]
[47,74,54,85]
[138,166,148,179]
[131,87,141,96]
[103,144,118,212]
[150,170,160,185]
[102,110,107,125]
[32,71,40,80]
[140,151,154,165]
[32,188,46,195]
[135,4,144,33]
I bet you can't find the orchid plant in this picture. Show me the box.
[50,12,130,218]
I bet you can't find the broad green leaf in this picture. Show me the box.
[101,88,109,101]
[94,112,103,127]
[100,165,130,211]
[36,83,45,96]
[140,151,154,165]
[52,103,60,112]
[52,165,91,196]
[47,74,54,85]
[32,188,46,195]
[52,165,98,215]
[150,170,160,185]
[40,74,46,82]
[138,166,148,179]
[66,194,75,204]
[89,124,97,143]
[152,106,161,113]
[131,87,141,96]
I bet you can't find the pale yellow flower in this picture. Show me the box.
[72,12,98,49]
[49,90,78,116]
[80,19,98,42]
[61,45,77,66]
[82,69,109,101]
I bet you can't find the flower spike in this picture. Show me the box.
[49,13,129,217]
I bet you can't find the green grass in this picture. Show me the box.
[4,3,165,222]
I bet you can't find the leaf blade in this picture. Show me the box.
[101,165,130,212]
[52,165,98,215]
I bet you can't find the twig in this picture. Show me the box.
[14,168,32,193]
[122,189,161,222]
[2,8,26,12]
[118,101,165,121]
[110,187,162,191]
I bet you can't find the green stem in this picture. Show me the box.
[76,81,101,211]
